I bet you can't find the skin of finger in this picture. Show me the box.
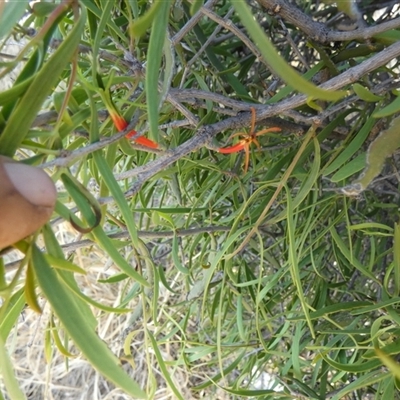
[0,156,56,250]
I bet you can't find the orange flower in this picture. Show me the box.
[109,111,158,149]
[102,90,158,149]
[218,141,247,154]
[218,108,281,172]
[125,130,159,149]
[109,112,127,132]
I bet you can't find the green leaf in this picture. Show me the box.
[41,224,98,330]
[190,0,204,15]
[330,153,365,182]
[394,223,400,296]
[147,330,185,400]
[130,1,164,38]
[44,254,86,275]
[172,234,190,274]
[61,173,102,231]
[0,1,29,39]
[0,78,33,107]
[92,151,139,245]
[57,272,132,313]
[353,83,383,102]
[286,182,315,338]
[32,2,59,17]
[0,289,25,342]
[373,29,400,45]
[324,114,375,176]
[0,6,86,156]
[31,244,146,398]
[25,261,41,313]
[330,227,379,282]
[80,0,124,41]
[146,0,173,141]
[373,94,400,118]
[91,226,149,287]
[0,336,26,400]
[231,1,346,101]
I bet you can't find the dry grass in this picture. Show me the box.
[3,222,235,400]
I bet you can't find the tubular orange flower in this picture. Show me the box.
[109,112,127,132]
[109,112,159,149]
[126,131,159,149]
[100,85,159,150]
[218,107,282,172]
[218,141,247,154]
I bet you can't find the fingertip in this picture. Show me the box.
[3,162,57,208]
[0,158,57,249]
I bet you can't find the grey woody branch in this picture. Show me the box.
[116,40,400,197]
[256,0,400,43]
[38,39,400,183]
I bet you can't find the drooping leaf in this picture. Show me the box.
[231,0,346,101]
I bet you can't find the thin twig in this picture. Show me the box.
[4,226,230,271]
[171,0,220,45]
[116,40,400,189]
[37,40,400,177]
[200,7,270,70]
[180,7,235,88]
[39,117,164,169]
[257,0,400,43]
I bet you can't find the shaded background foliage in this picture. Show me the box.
[1,0,400,399]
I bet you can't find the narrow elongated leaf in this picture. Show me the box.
[286,184,314,338]
[41,225,98,330]
[330,153,365,182]
[91,226,149,287]
[147,330,185,400]
[231,1,346,101]
[25,261,41,313]
[0,289,25,342]
[394,223,400,296]
[44,254,86,275]
[130,1,163,37]
[58,272,131,313]
[92,152,138,245]
[330,227,379,282]
[190,0,204,16]
[0,336,26,400]
[324,113,375,176]
[0,6,86,156]
[0,78,33,107]
[79,0,124,40]
[146,0,173,141]
[353,83,383,102]
[373,94,400,118]
[31,244,146,398]
[61,173,102,230]
[0,1,29,39]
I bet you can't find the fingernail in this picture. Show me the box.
[3,162,57,208]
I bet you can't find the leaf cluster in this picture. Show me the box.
[1,0,400,398]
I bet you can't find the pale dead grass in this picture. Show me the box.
[2,222,233,400]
